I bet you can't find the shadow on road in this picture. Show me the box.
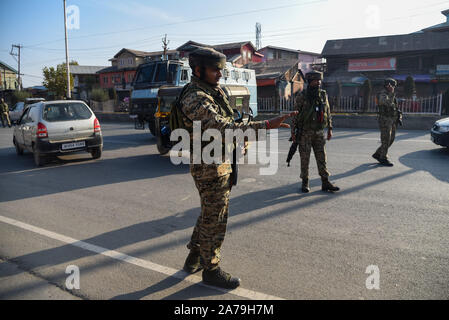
[0,152,189,202]
[399,147,449,183]
[0,158,415,299]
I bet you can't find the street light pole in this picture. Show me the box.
[63,0,71,99]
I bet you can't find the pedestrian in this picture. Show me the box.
[178,47,297,289]
[291,71,340,193]
[0,98,12,128]
[372,78,401,166]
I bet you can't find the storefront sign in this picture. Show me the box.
[348,57,396,72]
[436,65,449,75]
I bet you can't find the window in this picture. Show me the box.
[223,69,230,79]
[181,69,189,81]
[128,58,133,65]
[103,76,108,84]
[154,63,167,82]
[43,103,92,122]
[135,64,155,83]
[232,70,240,80]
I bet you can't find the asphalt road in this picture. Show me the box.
[0,122,448,300]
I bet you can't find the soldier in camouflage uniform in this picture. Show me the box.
[0,98,12,128]
[291,71,339,193]
[179,47,297,289]
[372,78,400,166]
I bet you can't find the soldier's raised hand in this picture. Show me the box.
[266,111,298,129]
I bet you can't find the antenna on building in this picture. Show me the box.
[162,34,170,60]
[255,23,262,50]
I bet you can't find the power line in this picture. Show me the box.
[24,0,326,48]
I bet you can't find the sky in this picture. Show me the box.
[0,0,448,88]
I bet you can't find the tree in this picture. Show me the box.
[442,88,449,115]
[42,61,77,99]
[336,80,342,108]
[404,76,416,99]
[361,79,372,112]
[11,90,32,105]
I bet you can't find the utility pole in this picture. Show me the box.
[63,0,71,99]
[255,23,262,51]
[10,44,22,90]
[162,34,169,60]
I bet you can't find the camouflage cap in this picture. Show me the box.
[305,71,323,82]
[189,47,227,70]
[384,78,397,87]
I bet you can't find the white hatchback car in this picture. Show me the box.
[9,98,46,124]
[13,100,103,166]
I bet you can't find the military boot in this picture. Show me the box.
[301,179,310,193]
[379,158,394,167]
[202,267,241,289]
[183,250,203,274]
[372,153,381,162]
[322,179,340,192]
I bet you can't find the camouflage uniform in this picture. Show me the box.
[373,89,399,161]
[1,100,11,128]
[292,83,332,181]
[180,74,267,271]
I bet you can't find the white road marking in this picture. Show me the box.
[0,215,284,300]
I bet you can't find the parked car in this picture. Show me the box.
[430,117,449,148]
[9,98,46,124]
[13,100,103,166]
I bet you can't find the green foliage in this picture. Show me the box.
[442,88,449,115]
[11,90,32,105]
[361,79,372,112]
[90,88,109,102]
[404,76,415,99]
[108,87,117,101]
[42,62,76,99]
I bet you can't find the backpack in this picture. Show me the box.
[169,84,192,131]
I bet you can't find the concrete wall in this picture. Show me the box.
[93,111,444,130]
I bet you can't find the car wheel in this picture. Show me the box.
[91,146,102,159]
[13,138,24,155]
[33,145,46,167]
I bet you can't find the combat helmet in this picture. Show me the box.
[189,47,227,70]
[305,70,323,83]
[384,78,397,87]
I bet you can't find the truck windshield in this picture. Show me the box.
[135,64,156,84]
[135,62,179,84]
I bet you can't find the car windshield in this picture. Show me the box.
[43,103,92,122]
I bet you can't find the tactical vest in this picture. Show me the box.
[298,90,329,131]
[377,91,398,118]
[170,83,234,132]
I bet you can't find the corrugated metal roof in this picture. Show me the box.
[322,31,449,57]
[0,60,18,73]
[70,65,108,75]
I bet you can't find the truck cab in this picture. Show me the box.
[129,60,191,135]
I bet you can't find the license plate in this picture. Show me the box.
[62,141,86,150]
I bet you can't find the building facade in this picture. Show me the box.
[0,61,18,92]
[322,9,449,98]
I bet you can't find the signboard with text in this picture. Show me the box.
[348,57,396,72]
[436,65,449,75]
